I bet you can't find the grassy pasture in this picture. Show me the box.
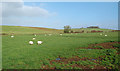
[1,26,62,34]
[2,31,119,69]
[1,26,113,35]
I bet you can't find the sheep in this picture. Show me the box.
[11,35,14,38]
[105,35,107,36]
[32,38,35,40]
[100,33,102,35]
[29,41,33,45]
[37,41,43,45]
[60,34,62,36]
[34,34,36,36]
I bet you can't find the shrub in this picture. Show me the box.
[64,25,71,33]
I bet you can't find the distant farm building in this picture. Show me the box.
[87,26,99,28]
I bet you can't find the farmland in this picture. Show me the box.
[1,26,120,69]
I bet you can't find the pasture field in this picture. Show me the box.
[1,26,113,35]
[1,26,62,34]
[2,30,120,69]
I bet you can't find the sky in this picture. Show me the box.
[1,1,118,29]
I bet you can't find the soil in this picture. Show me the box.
[42,56,104,69]
[41,42,119,69]
[29,27,59,31]
[77,42,120,49]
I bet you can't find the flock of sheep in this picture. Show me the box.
[100,33,107,36]
[10,33,108,45]
[11,34,43,45]
[29,34,43,45]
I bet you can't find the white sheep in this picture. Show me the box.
[34,34,36,36]
[105,35,107,36]
[100,33,102,35]
[11,35,14,38]
[29,41,33,45]
[60,34,62,36]
[32,38,35,40]
[37,41,42,45]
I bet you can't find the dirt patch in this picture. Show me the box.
[42,42,119,69]
[29,27,59,31]
[77,42,120,49]
[41,55,111,69]
[50,56,87,64]
[41,56,103,69]
[0,33,8,35]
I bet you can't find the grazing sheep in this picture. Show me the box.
[105,35,107,36]
[29,41,33,45]
[100,33,102,35]
[32,38,35,40]
[60,34,62,36]
[34,34,36,36]
[11,35,14,38]
[37,41,42,45]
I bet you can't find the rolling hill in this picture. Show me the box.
[1,26,63,35]
[1,25,114,35]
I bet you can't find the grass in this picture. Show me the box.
[2,31,119,69]
[1,26,62,34]
[112,43,120,48]
[1,26,113,35]
[93,46,104,49]
[1,25,119,69]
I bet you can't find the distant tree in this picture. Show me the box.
[71,30,73,33]
[64,25,71,33]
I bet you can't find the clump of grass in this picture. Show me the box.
[101,49,119,69]
[73,67,82,69]
[90,66,94,69]
[109,40,115,42]
[112,43,120,48]
[93,46,104,49]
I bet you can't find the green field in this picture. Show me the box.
[1,26,62,34]
[1,26,119,69]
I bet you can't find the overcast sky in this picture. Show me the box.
[1,1,118,29]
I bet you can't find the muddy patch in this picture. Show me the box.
[77,42,120,49]
[29,27,59,31]
[41,42,119,69]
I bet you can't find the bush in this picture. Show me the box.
[64,25,71,33]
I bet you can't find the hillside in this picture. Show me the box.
[1,26,115,35]
[1,26,63,35]
[71,28,113,33]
